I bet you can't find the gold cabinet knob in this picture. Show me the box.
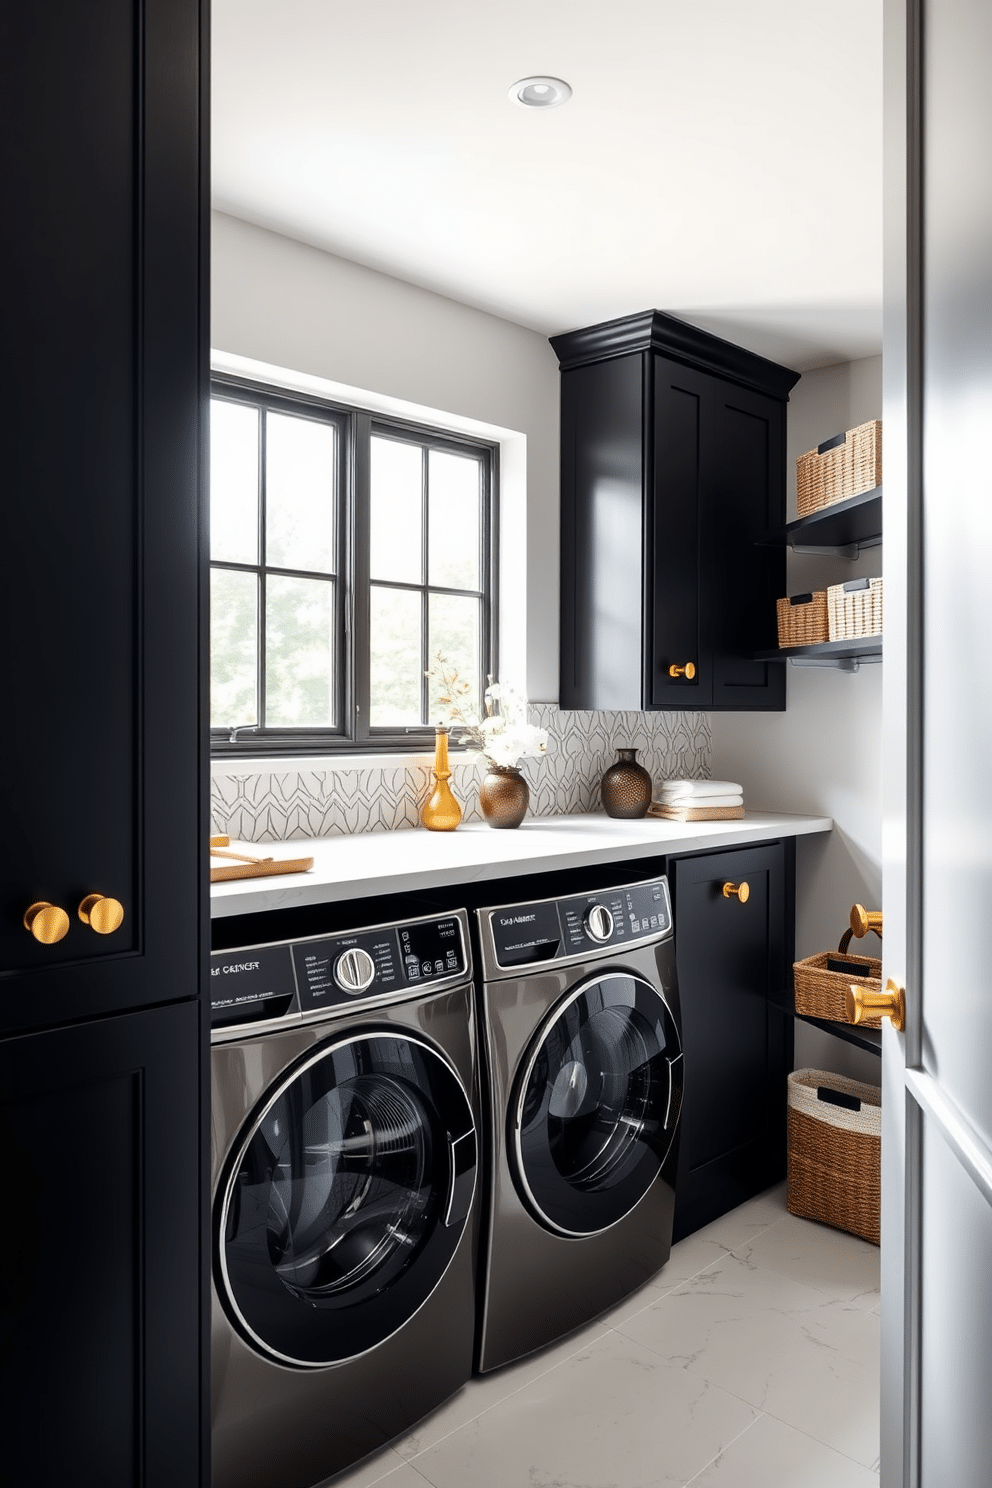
[669,662,697,679]
[78,894,125,935]
[846,977,905,1032]
[722,881,750,903]
[23,901,71,944]
[850,903,883,939]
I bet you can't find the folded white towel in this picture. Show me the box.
[657,779,744,800]
[661,791,744,809]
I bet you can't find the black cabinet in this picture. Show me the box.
[553,310,800,712]
[669,840,795,1239]
[1,3,207,1480]
[0,1004,203,1487]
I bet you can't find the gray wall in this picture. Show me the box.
[211,210,562,702]
[711,356,883,1082]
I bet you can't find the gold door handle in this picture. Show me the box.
[850,903,883,939]
[722,881,750,903]
[669,662,696,679]
[24,901,71,944]
[846,977,905,1032]
[78,894,125,935]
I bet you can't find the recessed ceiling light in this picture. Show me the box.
[508,76,572,109]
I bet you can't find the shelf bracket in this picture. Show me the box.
[788,655,882,672]
[789,534,882,560]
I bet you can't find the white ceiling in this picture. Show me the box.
[212,0,882,372]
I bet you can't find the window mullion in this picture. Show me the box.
[421,444,430,723]
[257,407,267,728]
[352,411,373,744]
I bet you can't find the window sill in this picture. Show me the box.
[210,751,479,776]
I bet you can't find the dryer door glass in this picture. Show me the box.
[217,1032,476,1366]
[512,973,682,1236]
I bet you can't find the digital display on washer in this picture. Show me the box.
[397,916,465,985]
[210,945,297,1024]
[491,901,562,967]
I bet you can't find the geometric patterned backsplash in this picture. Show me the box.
[210,705,712,843]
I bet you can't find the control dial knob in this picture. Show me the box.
[334,946,376,995]
[584,904,614,943]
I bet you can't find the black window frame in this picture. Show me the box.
[209,374,498,758]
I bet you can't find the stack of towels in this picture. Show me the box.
[649,779,745,821]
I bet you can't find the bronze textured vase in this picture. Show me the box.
[478,764,529,829]
[600,748,652,819]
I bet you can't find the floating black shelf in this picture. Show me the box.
[754,636,882,667]
[756,487,882,557]
[774,1003,882,1056]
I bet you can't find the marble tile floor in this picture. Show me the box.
[324,1184,881,1488]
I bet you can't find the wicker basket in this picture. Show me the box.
[796,420,882,517]
[777,591,829,648]
[787,1069,881,1244]
[828,577,883,641]
[794,923,882,1027]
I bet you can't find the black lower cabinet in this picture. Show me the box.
[670,841,794,1240]
[0,1001,204,1488]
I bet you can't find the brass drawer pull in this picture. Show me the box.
[78,894,125,935]
[669,662,696,679]
[722,881,750,903]
[24,901,71,944]
[847,977,904,1032]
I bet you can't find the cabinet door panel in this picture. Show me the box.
[559,356,647,710]
[0,1003,203,1488]
[651,359,712,706]
[671,842,793,1237]
[709,383,786,709]
[0,0,204,1031]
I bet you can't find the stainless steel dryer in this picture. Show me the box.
[210,910,479,1488]
[475,874,683,1372]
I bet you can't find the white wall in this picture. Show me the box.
[211,210,562,701]
[711,356,884,1082]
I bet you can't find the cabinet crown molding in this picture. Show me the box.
[549,308,801,400]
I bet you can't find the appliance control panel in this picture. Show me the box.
[561,878,672,954]
[210,912,468,1027]
[488,876,673,971]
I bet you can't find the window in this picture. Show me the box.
[209,378,496,754]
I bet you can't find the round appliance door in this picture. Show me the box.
[511,972,682,1237]
[217,1031,477,1367]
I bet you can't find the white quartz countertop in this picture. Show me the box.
[210,810,832,918]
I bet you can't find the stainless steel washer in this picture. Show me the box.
[475,875,683,1372]
[210,910,479,1488]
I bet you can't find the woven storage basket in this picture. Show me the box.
[796,420,882,517]
[794,937,882,1027]
[828,576,883,641]
[777,591,829,647]
[787,1069,881,1244]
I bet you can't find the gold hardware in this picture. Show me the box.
[722,881,750,903]
[78,894,125,935]
[23,901,71,944]
[669,662,697,680]
[846,977,905,1032]
[850,903,883,939]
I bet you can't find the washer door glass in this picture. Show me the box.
[512,973,682,1236]
[218,1032,477,1367]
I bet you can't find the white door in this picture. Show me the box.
[882,1,992,1483]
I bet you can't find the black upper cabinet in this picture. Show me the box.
[553,310,800,711]
[0,0,206,1033]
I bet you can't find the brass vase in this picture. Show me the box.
[478,764,529,829]
[600,747,652,819]
[421,726,462,831]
